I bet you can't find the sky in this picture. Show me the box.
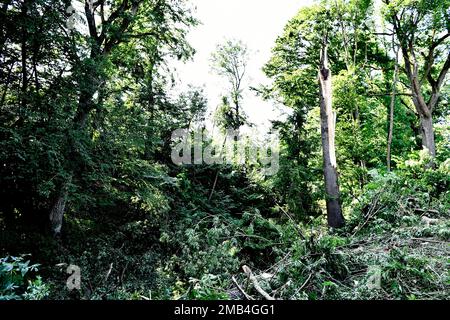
[173,0,315,132]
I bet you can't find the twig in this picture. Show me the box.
[298,273,312,292]
[104,262,113,283]
[208,170,220,201]
[242,265,275,300]
[291,273,312,298]
[208,136,227,201]
[271,280,291,298]
[277,204,306,240]
[352,193,383,236]
[231,276,254,300]
[411,237,448,244]
[414,208,440,215]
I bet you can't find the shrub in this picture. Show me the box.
[0,255,49,300]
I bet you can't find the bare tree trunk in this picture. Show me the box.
[49,176,71,236]
[0,62,13,108]
[318,36,345,228]
[48,87,95,236]
[387,42,399,172]
[419,114,436,158]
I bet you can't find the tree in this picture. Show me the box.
[387,38,400,172]
[211,39,249,130]
[262,5,328,221]
[318,35,345,228]
[263,2,381,223]
[0,0,197,235]
[47,0,197,235]
[384,0,450,161]
[208,40,249,200]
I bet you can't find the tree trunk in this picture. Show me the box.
[48,76,96,236]
[419,114,436,159]
[386,102,394,171]
[49,176,71,236]
[387,43,399,172]
[20,0,28,110]
[318,37,345,228]
[0,1,12,56]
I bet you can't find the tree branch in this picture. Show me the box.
[242,265,275,300]
[427,52,450,112]
[231,276,254,300]
[84,0,98,41]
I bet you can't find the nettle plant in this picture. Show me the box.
[0,255,49,300]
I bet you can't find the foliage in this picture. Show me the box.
[0,0,448,301]
[0,255,49,300]
[211,39,249,129]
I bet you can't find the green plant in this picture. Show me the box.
[0,255,49,300]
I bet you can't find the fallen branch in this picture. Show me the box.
[291,273,312,298]
[242,265,275,300]
[411,237,448,244]
[298,273,312,292]
[231,276,254,300]
[271,280,291,298]
[104,262,113,283]
[277,204,306,240]
[414,208,440,215]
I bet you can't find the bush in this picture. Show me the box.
[0,255,49,300]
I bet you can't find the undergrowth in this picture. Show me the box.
[1,154,448,300]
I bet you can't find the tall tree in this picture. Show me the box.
[210,39,248,130]
[51,0,194,235]
[318,35,345,228]
[208,40,249,200]
[263,2,383,222]
[384,0,450,161]
[0,0,196,235]
[387,38,400,172]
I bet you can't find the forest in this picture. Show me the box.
[0,0,449,301]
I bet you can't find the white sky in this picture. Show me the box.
[173,0,315,131]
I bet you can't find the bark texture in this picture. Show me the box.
[49,176,71,236]
[318,37,345,228]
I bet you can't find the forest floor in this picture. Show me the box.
[1,165,449,300]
